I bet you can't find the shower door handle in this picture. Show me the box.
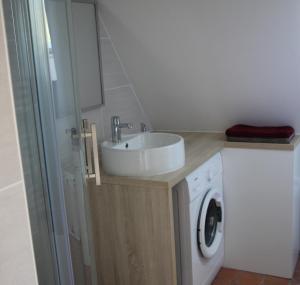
[90,123,101,186]
[82,119,101,186]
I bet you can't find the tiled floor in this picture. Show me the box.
[212,259,300,285]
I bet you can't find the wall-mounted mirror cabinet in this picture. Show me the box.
[71,0,104,111]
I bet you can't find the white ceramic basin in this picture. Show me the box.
[101,132,185,177]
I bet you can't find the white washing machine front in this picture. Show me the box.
[175,153,224,285]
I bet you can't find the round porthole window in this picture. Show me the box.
[197,189,223,258]
[205,199,221,247]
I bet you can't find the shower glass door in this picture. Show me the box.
[27,0,97,284]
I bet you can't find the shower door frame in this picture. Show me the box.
[2,0,64,283]
[3,0,97,284]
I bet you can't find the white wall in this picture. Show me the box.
[0,2,38,284]
[82,14,151,141]
[99,0,300,132]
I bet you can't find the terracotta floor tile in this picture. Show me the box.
[213,257,300,285]
[212,268,239,285]
[264,276,290,285]
[211,277,233,285]
[235,271,264,285]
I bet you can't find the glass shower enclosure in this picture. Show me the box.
[3,0,99,284]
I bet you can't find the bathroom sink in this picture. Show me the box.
[101,132,185,177]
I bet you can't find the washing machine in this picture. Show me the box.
[173,152,224,285]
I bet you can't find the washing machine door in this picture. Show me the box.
[197,188,223,258]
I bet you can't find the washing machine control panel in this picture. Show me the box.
[185,153,222,202]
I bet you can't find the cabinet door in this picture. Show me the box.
[222,148,295,278]
[88,182,177,285]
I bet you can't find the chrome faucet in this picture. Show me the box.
[111,116,133,143]
[140,122,149,132]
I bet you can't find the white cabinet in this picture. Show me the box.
[222,146,300,278]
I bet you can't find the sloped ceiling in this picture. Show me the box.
[99,0,300,133]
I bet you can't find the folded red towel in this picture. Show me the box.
[226,124,295,139]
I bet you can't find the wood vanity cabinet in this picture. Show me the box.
[87,133,224,285]
[88,179,177,285]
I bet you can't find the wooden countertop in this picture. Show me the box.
[101,132,300,188]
